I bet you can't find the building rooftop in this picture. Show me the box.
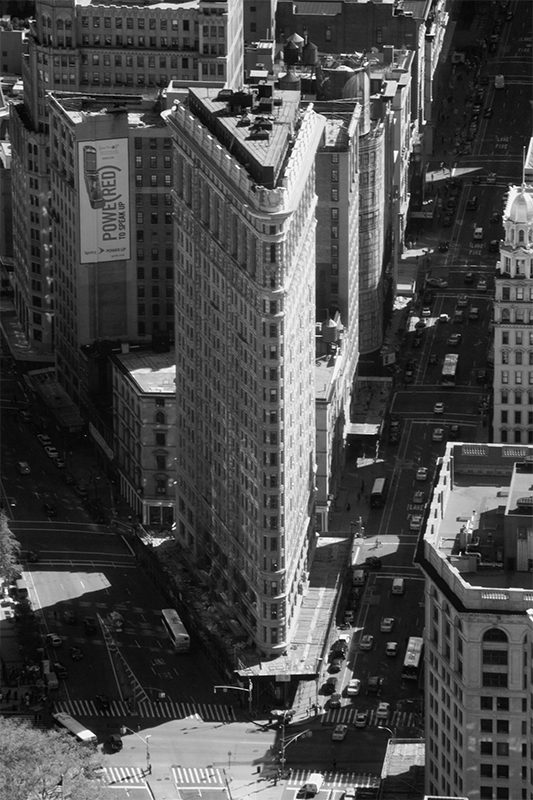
[185,85,302,188]
[74,0,200,9]
[423,444,533,606]
[48,92,166,128]
[114,348,176,395]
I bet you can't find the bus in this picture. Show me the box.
[441,353,459,386]
[161,608,191,652]
[402,636,424,681]
[370,478,388,508]
[52,712,97,745]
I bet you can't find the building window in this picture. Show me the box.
[331,189,339,201]
[155,432,166,446]
[331,170,338,183]
[501,411,508,423]
[480,742,493,755]
[502,371,508,384]
[155,476,167,495]
[480,765,492,778]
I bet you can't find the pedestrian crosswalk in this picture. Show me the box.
[102,766,146,785]
[172,767,225,787]
[287,770,379,790]
[322,707,420,729]
[54,698,237,722]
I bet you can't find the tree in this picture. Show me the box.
[0,511,22,585]
[0,718,116,800]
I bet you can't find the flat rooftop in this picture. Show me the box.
[423,444,533,602]
[186,85,302,188]
[114,349,176,395]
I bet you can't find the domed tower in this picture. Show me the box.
[492,183,533,444]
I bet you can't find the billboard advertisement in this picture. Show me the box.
[78,138,130,264]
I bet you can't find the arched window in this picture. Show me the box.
[57,18,64,29]
[501,349,509,363]
[483,628,507,642]
[501,308,510,322]
[515,390,522,404]
[155,411,165,424]
[501,389,508,404]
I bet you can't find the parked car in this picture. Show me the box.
[329,692,342,709]
[457,295,468,307]
[432,428,444,442]
[413,490,426,504]
[478,278,487,291]
[364,557,382,569]
[410,515,423,531]
[450,424,461,439]
[488,239,500,253]
[426,277,448,288]
[44,446,60,459]
[332,724,348,741]
[329,658,343,673]
[37,434,52,446]
[490,211,501,223]
[346,678,361,696]
[323,677,338,695]
[108,734,123,752]
[46,633,62,648]
[360,634,374,651]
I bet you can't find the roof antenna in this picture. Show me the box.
[522,145,526,185]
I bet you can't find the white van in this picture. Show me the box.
[392,578,405,595]
[352,569,366,586]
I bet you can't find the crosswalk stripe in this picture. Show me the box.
[322,707,416,728]
[54,699,236,722]
[172,766,225,786]
[103,766,146,785]
[287,769,379,788]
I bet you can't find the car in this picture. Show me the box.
[354,710,369,728]
[464,272,474,284]
[37,434,52,446]
[450,424,461,439]
[376,702,391,719]
[19,410,31,423]
[332,724,348,741]
[55,458,66,469]
[490,212,501,224]
[70,646,83,660]
[413,490,426,505]
[323,676,338,695]
[360,634,374,651]
[329,658,343,673]
[331,636,350,656]
[428,354,438,365]
[466,197,478,210]
[447,334,462,346]
[331,644,348,661]
[43,502,58,517]
[457,295,468,307]
[414,319,426,330]
[385,643,398,657]
[477,278,487,291]
[416,467,429,482]
[483,108,493,118]
[96,694,110,711]
[404,370,414,385]
[421,307,431,317]
[453,310,464,323]
[330,692,342,708]
[344,609,354,624]
[438,313,450,323]
[434,402,445,414]
[390,417,400,430]
[380,617,395,633]
[346,678,361,696]
[44,446,60,459]
[486,172,497,184]
[63,610,77,625]
[343,788,356,800]
[438,240,449,252]
[364,557,382,569]
[46,633,62,648]
[473,226,484,240]
[477,369,487,383]
[83,616,97,634]
[506,10,513,20]
[423,290,435,304]
[425,277,448,288]
[488,239,500,253]
[367,676,384,695]
[410,515,423,531]
[108,734,123,752]
[53,662,68,679]
[469,307,480,321]
[17,461,31,474]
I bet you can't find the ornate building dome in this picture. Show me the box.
[508,184,533,225]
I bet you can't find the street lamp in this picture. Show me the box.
[119,726,152,774]
[378,725,396,739]
[279,728,312,776]
[214,680,253,714]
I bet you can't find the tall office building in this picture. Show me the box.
[163,86,326,656]
[492,183,533,445]
[420,442,533,800]
[10,0,243,357]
